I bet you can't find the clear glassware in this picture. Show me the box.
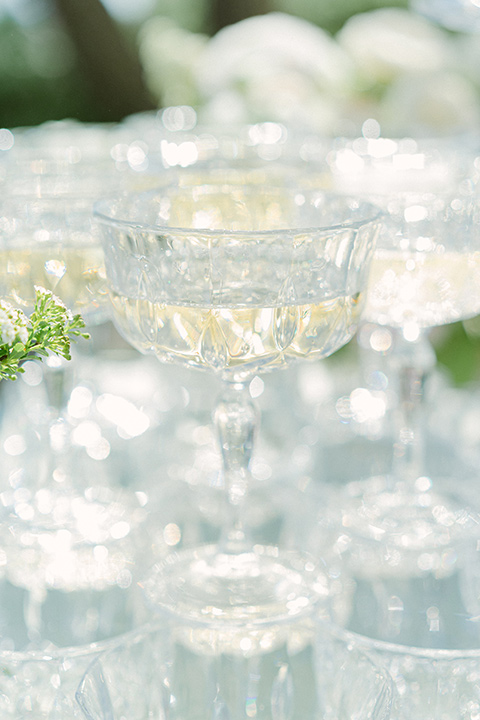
[411,0,480,32]
[0,374,150,716]
[340,188,480,530]
[332,624,480,720]
[0,190,154,649]
[94,168,382,621]
[320,190,480,646]
[0,118,154,196]
[318,487,480,646]
[0,632,141,719]
[120,111,330,175]
[76,618,394,720]
[0,194,108,323]
[0,193,112,527]
[295,137,475,488]
[295,138,480,656]
[320,136,480,521]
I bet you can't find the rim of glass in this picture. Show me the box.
[76,617,396,671]
[0,194,96,210]
[329,621,480,660]
[93,188,384,239]
[0,623,144,664]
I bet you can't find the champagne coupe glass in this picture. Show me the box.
[322,137,480,503]
[340,185,480,524]
[0,194,108,322]
[94,168,382,621]
[76,618,393,720]
[315,148,480,649]
[281,137,475,489]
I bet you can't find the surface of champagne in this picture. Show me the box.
[110,291,362,377]
[0,246,108,320]
[364,248,480,328]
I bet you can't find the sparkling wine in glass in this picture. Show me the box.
[0,195,108,322]
[94,168,382,622]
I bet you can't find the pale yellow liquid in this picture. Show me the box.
[0,246,108,321]
[364,249,480,328]
[110,291,362,377]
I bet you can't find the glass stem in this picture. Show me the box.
[390,329,436,487]
[43,356,74,417]
[213,380,258,553]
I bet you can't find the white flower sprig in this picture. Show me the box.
[0,286,89,382]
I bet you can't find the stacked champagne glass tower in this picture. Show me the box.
[2,112,480,719]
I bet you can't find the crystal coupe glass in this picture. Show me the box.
[341,188,480,531]
[316,179,480,651]
[322,138,480,524]
[94,169,382,621]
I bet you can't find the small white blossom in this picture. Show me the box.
[34,285,67,311]
[0,288,87,381]
[16,322,28,344]
[0,300,29,347]
[1,320,15,346]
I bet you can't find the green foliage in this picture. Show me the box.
[434,322,480,386]
[274,0,408,34]
[0,17,110,127]
[0,288,88,382]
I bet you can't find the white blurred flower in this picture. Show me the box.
[337,7,480,135]
[456,32,480,88]
[197,12,353,95]
[379,71,480,136]
[136,8,480,138]
[337,8,454,86]
[194,12,355,133]
[139,16,208,107]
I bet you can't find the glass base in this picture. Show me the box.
[143,543,326,624]
[328,475,480,648]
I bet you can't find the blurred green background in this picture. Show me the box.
[0,0,409,127]
[1,0,479,385]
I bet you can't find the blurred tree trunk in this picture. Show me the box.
[209,0,272,34]
[53,0,156,121]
